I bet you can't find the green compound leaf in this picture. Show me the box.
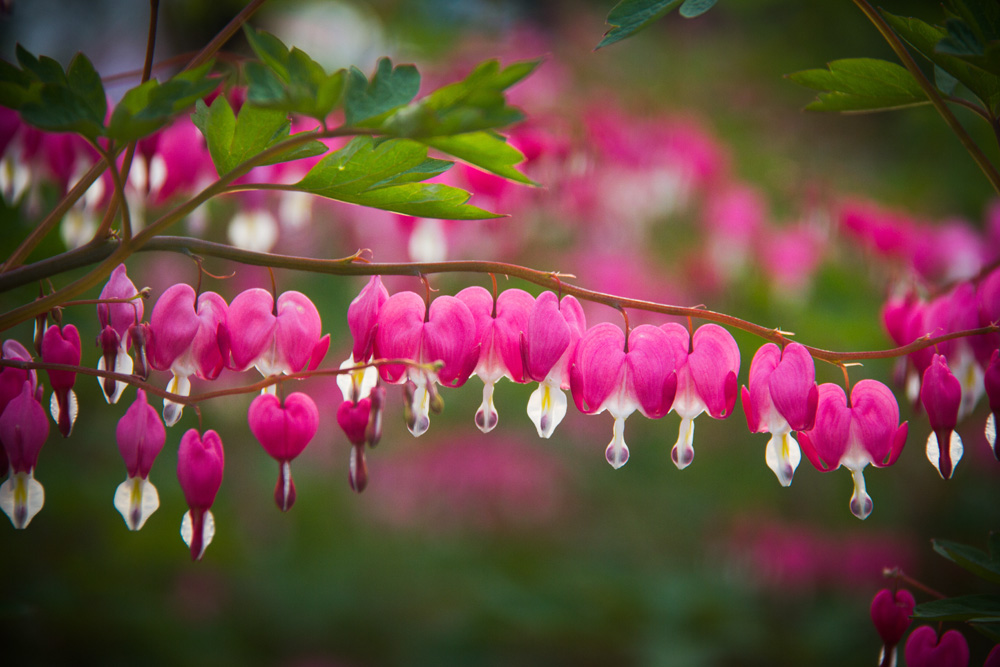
[380,59,538,139]
[192,96,326,176]
[932,538,1000,584]
[425,131,534,185]
[882,10,1000,113]
[106,62,219,141]
[2,47,107,139]
[243,26,346,121]
[913,595,1000,622]
[344,58,420,127]
[787,58,929,113]
[935,0,1000,77]
[597,0,684,50]
[295,136,500,219]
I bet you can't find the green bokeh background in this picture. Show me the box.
[2,1,999,665]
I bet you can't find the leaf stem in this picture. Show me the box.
[853,0,1000,194]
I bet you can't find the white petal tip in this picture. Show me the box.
[0,471,45,529]
[114,476,160,531]
[181,509,215,560]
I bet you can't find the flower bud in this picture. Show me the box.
[177,429,224,560]
[0,381,49,528]
[920,354,964,479]
[248,392,318,511]
[870,588,914,647]
[903,626,969,667]
[113,389,165,531]
[41,323,81,437]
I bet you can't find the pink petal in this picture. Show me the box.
[226,288,276,372]
[688,324,740,419]
[177,429,224,511]
[115,389,166,478]
[570,323,625,414]
[769,342,817,432]
[274,291,323,373]
[248,392,319,462]
[524,291,571,381]
[0,381,48,473]
[799,383,850,472]
[41,324,81,391]
[744,343,781,433]
[149,284,200,371]
[849,379,901,464]
[423,295,477,388]
[348,276,389,363]
[626,324,677,418]
[374,291,425,383]
[904,626,969,667]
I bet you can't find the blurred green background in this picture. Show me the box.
[2,1,999,665]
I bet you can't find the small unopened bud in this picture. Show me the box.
[348,444,368,493]
[365,385,385,448]
[428,383,444,415]
[402,380,416,429]
[128,322,151,380]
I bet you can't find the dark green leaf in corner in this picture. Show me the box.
[932,537,1000,584]
[882,10,1000,113]
[597,0,684,50]
[344,58,420,127]
[294,136,500,219]
[788,58,928,113]
[913,595,1000,622]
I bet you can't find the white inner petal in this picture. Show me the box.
[0,470,45,529]
[114,475,160,531]
[764,431,800,487]
[527,381,567,439]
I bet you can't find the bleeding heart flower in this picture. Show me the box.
[113,389,166,531]
[457,286,534,433]
[41,323,81,437]
[920,354,964,479]
[742,342,818,486]
[0,381,49,529]
[96,264,143,404]
[338,276,388,410]
[177,429,225,561]
[570,323,677,468]
[248,391,319,511]
[870,588,915,666]
[336,386,385,493]
[904,626,969,667]
[662,323,740,470]
[798,380,908,519]
[0,340,38,413]
[149,284,228,426]
[521,291,586,439]
[227,289,330,382]
[374,291,478,437]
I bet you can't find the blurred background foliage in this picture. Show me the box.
[2,0,999,665]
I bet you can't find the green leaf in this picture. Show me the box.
[243,26,346,121]
[935,1,1000,77]
[788,58,929,113]
[380,59,538,138]
[425,131,534,184]
[679,0,717,19]
[971,621,1000,643]
[193,95,324,176]
[933,538,1000,584]
[106,62,219,141]
[1,47,107,139]
[597,0,684,49]
[882,10,1000,112]
[344,58,420,126]
[913,595,1000,622]
[294,136,500,219]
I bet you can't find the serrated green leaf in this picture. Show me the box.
[913,595,1000,622]
[679,0,717,19]
[788,58,929,113]
[243,26,345,121]
[194,95,321,175]
[380,59,537,138]
[107,61,218,141]
[933,538,1000,584]
[344,58,420,126]
[2,46,107,138]
[425,131,534,184]
[882,10,1000,113]
[66,53,107,125]
[935,2,1000,77]
[294,136,499,219]
[597,0,684,50]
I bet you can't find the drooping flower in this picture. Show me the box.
[148,284,228,426]
[870,588,915,667]
[798,380,908,520]
[248,391,319,511]
[113,389,166,530]
[374,291,478,437]
[742,342,818,486]
[337,276,388,405]
[40,323,81,437]
[177,428,225,561]
[227,288,330,385]
[570,323,677,468]
[986,350,1000,459]
[920,354,964,479]
[0,339,38,411]
[336,385,385,493]
[521,291,587,439]
[904,626,969,667]
[457,286,534,433]
[0,381,49,529]
[96,264,143,404]
[661,323,740,469]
